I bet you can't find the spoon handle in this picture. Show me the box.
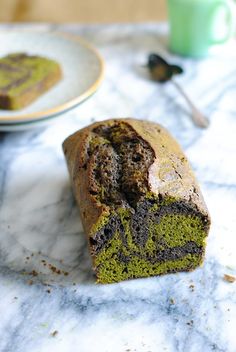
[171,79,209,128]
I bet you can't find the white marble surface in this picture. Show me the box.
[0,23,236,352]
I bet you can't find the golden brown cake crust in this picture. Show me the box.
[63,118,210,237]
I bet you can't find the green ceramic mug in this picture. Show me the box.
[167,0,234,57]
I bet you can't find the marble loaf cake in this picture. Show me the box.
[0,53,62,110]
[63,119,210,283]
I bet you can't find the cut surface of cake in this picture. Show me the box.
[0,53,62,110]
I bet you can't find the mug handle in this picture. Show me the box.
[209,1,233,44]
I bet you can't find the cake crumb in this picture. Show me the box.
[48,264,61,274]
[189,284,195,292]
[29,270,38,277]
[28,280,33,285]
[187,320,194,326]
[170,298,175,305]
[46,289,51,294]
[51,330,58,337]
[223,274,236,283]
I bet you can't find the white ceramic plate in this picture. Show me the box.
[0,30,104,125]
[0,115,65,131]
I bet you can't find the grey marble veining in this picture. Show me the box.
[0,23,236,352]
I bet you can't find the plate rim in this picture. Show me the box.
[0,30,104,123]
